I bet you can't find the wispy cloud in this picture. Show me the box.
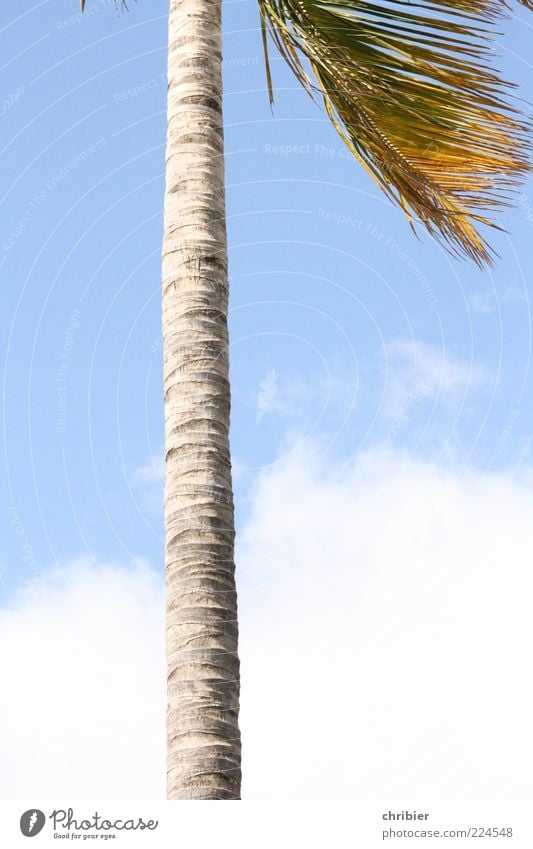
[469,285,526,315]
[131,450,165,514]
[381,337,488,422]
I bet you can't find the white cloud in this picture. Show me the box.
[256,368,280,425]
[134,452,165,488]
[469,290,496,315]
[1,448,532,800]
[246,365,357,428]
[0,559,165,799]
[238,445,533,799]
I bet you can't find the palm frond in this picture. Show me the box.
[81,0,129,11]
[258,0,532,264]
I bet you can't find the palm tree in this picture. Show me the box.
[83,0,531,799]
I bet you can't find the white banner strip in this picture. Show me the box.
[2,800,532,848]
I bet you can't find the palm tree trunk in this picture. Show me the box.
[162,0,241,800]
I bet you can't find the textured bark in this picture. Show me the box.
[163,0,241,800]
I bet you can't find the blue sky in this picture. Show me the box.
[1,0,532,589]
[1,0,533,800]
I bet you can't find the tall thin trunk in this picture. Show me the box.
[162,0,241,800]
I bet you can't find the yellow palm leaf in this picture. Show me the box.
[258,0,532,264]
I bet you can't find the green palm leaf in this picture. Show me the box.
[258,0,532,263]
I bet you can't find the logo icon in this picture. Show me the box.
[256,368,279,425]
[20,810,46,837]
